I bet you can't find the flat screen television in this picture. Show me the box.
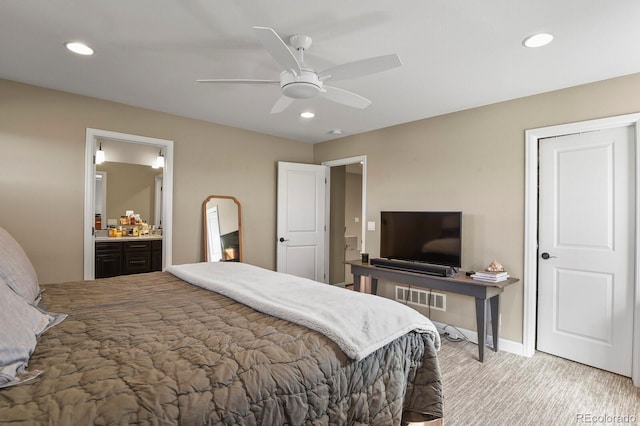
[380,211,462,268]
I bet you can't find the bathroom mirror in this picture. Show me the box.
[203,195,242,262]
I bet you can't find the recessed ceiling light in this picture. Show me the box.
[329,129,343,135]
[65,41,94,56]
[300,111,315,118]
[522,33,554,48]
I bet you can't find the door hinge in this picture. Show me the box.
[93,154,96,165]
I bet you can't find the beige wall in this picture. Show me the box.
[4,73,640,342]
[314,72,640,343]
[0,79,313,284]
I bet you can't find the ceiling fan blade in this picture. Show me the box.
[270,95,295,114]
[318,54,402,82]
[253,26,302,76]
[197,79,279,84]
[320,86,372,109]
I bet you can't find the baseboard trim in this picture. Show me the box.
[431,320,526,357]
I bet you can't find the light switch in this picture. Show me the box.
[367,221,376,231]
[354,217,360,223]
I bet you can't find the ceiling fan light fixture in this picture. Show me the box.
[280,70,322,99]
[522,33,553,48]
[300,111,315,119]
[196,26,402,114]
[282,82,321,99]
[65,41,94,56]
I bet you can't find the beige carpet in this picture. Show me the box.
[437,339,640,425]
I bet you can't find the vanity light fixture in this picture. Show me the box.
[65,41,94,56]
[95,143,105,164]
[152,149,164,169]
[522,33,554,48]
[300,111,315,119]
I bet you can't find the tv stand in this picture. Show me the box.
[346,260,519,362]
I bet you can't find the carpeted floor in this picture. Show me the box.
[437,338,640,425]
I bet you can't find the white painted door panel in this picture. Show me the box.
[537,126,635,376]
[277,162,327,282]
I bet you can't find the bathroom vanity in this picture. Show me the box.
[95,236,162,278]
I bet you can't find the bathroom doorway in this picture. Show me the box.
[323,156,366,287]
[83,128,174,280]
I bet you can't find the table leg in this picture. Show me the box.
[370,277,378,295]
[490,295,500,352]
[352,273,362,292]
[475,297,487,362]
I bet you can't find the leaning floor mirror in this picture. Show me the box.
[202,195,242,262]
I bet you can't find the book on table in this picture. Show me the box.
[471,270,509,282]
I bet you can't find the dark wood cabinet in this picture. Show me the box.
[95,242,123,278]
[95,239,162,278]
[123,241,152,275]
[151,239,162,272]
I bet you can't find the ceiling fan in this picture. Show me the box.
[197,26,402,114]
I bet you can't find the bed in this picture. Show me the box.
[0,229,443,425]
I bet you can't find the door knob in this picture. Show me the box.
[279,237,289,243]
[541,252,557,259]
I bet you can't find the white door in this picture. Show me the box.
[537,126,635,376]
[277,162,328,282]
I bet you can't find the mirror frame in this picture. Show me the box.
[202,195,243,262]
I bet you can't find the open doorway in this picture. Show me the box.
[323,156,367,287]
[83,128,174,280]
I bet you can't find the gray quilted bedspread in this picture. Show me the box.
[0,272,442,425]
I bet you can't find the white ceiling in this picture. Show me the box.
[2,1,640,144]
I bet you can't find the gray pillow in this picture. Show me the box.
[0,226,41,304]
[0,276,53,388]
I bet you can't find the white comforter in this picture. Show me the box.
[167,262,439,361]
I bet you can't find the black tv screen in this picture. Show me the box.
[380,211,462,268]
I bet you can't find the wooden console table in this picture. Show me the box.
[346,260,519,362]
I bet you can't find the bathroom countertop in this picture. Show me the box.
[95,235,163,242]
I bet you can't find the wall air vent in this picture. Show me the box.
[395,285,446,311]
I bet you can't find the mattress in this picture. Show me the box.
[0,271,442,425]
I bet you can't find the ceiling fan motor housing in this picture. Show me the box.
[280,70,322,99]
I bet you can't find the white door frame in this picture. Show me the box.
[83,128,174,280]
[322,155,368,255]
[524,113,640,386]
